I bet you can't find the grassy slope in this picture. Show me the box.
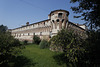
[21,44,66,67]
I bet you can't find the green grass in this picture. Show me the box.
[20,44,66,67]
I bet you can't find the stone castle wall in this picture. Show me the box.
[11,10,86,42]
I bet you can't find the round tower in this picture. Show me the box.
[49,9,69,36]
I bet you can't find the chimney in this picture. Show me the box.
[26,22,29,25]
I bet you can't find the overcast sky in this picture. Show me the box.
[0,0,84,29]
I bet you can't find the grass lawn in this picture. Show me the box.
[19,44,67,67]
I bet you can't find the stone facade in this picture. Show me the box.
[11,9,87,42]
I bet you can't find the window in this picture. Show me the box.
[19,34,21,37]
[44,22,45,25]
[49,31,52,38]
[40,32,42,36]
[62,19,64,23]
[28,33,30,36]
[56,19,59,22]
[52,20,54,22]
[52,13,54,16]
[58,13,63,18]
[34,33,35,35]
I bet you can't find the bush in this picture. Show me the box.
[33,35,41,44]
[39,40,49,49]
[23,40,28,45]
[50,29,85,64]
[0,32,24,66]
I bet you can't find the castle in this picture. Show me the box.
[11,9,86,42]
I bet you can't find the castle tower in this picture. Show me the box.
[49,9,69,36]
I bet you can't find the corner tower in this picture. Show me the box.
[49,9,69,36]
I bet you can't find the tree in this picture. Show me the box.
[70,1,100,66]
[0,25,24,66]
[33,35,41,44]
[82,30,100,67]
[50,29,85,65]
[70,0,100,29]
[0,25,8,32]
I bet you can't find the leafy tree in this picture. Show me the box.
[0,25,8,32]
[0,25,24,66]
[33,35,41,44]
[81,30,100,67]
[70,0,100,29]
[51,29,100,67]
[0,32,24,66]
[50,29,85,65]
[70,1,100,66]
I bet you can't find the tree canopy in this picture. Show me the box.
[50,29,100,67]
[50,29,85,63]
[0,25,8,32]
[0,25,24,67]
[70,0,100,29]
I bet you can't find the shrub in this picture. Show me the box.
[23,40,28,45]
[33,35,41,44]
[0,32,24,66]
[50,29,85,63]
[39,40,49,49]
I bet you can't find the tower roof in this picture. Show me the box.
[49,9,69,16]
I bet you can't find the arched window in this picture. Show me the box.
[56,19,59,22]
[62,19,64,23]
[58,13,63,18]
[52,20,54,22]
[52,13,54,16]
